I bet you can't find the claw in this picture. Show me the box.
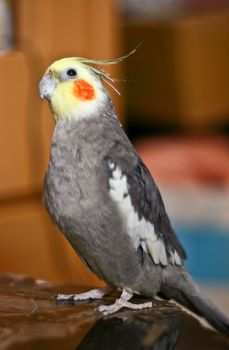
[97,290,153,315]
[53,287,113,302]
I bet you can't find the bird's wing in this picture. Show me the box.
[103,141,186,266]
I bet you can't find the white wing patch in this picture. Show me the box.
[170,250,182,266]
[108,163,183,267]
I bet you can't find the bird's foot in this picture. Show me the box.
[98,300,153,315]
[98,290,153,315]
[55,286,113,301]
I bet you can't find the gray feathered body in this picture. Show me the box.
[44,100,229,334]
[44,106,163,295]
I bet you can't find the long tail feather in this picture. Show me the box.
[161,267,229,335]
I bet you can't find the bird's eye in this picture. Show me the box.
[66,69,77,77]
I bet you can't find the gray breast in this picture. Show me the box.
[44,117,162,295]
[44,119,138,287]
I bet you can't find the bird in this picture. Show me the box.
[39,51,229,335]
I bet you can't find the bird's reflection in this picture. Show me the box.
[76,310,183,350]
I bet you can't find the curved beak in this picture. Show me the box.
[39,75,57,101]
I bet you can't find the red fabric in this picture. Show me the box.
[135,136,229,188]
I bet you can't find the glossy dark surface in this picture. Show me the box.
[0,274,228,349]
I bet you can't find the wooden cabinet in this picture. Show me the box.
[124,8,229,131]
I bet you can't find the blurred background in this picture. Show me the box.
[0,0,228,311]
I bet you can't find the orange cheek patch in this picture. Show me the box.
[73,79,95,100]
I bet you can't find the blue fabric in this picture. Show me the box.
[175,224,229,282]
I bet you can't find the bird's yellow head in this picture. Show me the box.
[39,47,139,122]
[39,57,107,121]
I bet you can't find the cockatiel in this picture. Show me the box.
[39,52,229,335]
